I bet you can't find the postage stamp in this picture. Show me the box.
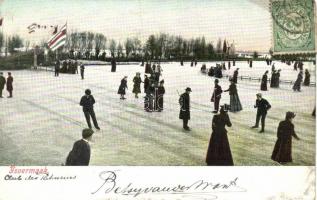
[271,0,316,53]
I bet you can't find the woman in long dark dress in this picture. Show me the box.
[275,69,281,88]
[224,80,242,112]
[292,70,303,91]
[206,107,233,166]
[270,70,276,88]
[118,76,128,99]
[271,112,300,164]
[132,72,142,98]
[261,71,269,91]
[304,69,310,86]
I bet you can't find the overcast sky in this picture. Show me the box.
[0,0,273,51]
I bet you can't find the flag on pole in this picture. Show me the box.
[47,23,67,51]
[0,17,3,26]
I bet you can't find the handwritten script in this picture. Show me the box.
[91,171,247,199]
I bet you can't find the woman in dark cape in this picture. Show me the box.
[206,107,233,166]
[261,71,268,91]
[304,69,310,86]
[292,70,303,91]
[132,72,142,98]
[118,76,128,99]
[224,80,242,112]
[271,112,300,164]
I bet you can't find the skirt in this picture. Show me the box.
[230,94,242,112]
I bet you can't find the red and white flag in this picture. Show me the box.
[47,23,67,51]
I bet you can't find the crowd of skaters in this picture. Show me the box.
[0,56,312,167]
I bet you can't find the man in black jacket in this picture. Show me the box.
[66,128,94,166]
[251,93,271,133]
[211,79,222,113]
[80,89,100,130]
[0,72,6,98]
[179,87,192,131]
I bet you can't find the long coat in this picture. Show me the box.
[6,76,13,91]
[271,120,299,163]
[132,76,142,94]
[261,74,268,91]
[304,71,310,86]
[206,113,233,166]
[292,72,303,91]
[66,139,91,166]
[179,92,190,120]
[118,79,128,95]
[111,59,116,72]
[0,76,6,90]
[232,70,238,84]
[225,83,242,112]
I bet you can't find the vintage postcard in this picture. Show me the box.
[0,0,315,199]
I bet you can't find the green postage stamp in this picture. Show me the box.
[271,0,316,53]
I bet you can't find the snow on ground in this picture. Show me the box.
[0,61,315,166]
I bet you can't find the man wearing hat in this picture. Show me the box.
[66,129,94,166]
[0,72,6,98]
[211,79,222,113]
[179,87,192,131]
[80,89,100,130]
[251,93,271,133]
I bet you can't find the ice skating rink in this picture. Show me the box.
[0,61,315,165]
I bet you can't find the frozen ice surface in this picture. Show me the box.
[0,61,315,165]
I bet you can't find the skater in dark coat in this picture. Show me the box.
[132,72,142,98]
[224,80,242,112]
[80,63,85,80]
[251,93,271,133]
[145,83,155,112]
[66,129,94,166]
[0,72,6,98]
[145,62,152,74]
[55,60,60,77]
[249,59,253,68]
[80,89,100,130]
[144,75,150,93]
[118,76,128,99]
[304,69,310,86]
[6,72,13,98]
[292,70,303,92]
[208,67,214,76]
[270,70,277,88]
[180,59,184,66]
[232,68,239,84]
[111,58,116,72]
[206,106,233,166]
[271,112,300,164]
[275,69,281,88]
[211,79,222,113]
[157,80,165,111]
[179,87,192,131]
[261,71,269,91]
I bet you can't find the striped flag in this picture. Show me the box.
[47,23,67,51]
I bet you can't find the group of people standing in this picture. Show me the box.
[0,72,13,98]
[117,62,166,112]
